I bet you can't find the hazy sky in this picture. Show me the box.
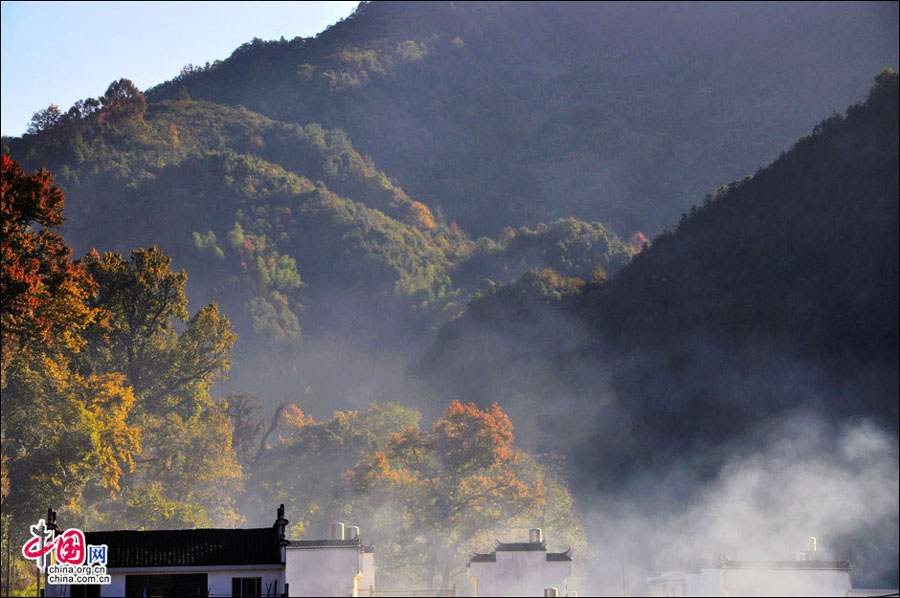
[0,1,359,136]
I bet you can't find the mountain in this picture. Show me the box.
[418,70,899,476]
[3,1,894,422]
[2,91,633,408]
[6,1,895,413]
[147,1,898,236]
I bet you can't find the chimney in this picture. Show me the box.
[273,504,289,562]
[806,536,817,561]
[347,526,360,541]
[273,504,289,538]
[331,521,345,541]
[529,528,543,544]
[46,508,60,535]
[544,589,559,597]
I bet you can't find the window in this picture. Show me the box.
[232,576,262,598]
[69,585,101,598]
[125,573,208,598]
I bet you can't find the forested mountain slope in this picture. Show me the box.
[3,89,632,408]
[4,1,894,408]
[420,70,899,475]
[148,1,898,236]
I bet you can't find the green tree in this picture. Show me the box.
[26,104,63,134]
[100,78,147,122]
[80,247,234,418]
[77,247,242,529]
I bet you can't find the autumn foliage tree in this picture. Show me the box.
[76,247,241,529]
[349,400,539,589]
[2,158,241,543]
[1,155,98,369]
[1,157,139,545]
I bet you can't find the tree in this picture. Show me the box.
[247,402,421,537]
[405,201,437,230]
[99,78,147,122]
[26,105,63,134]
[227,393,265,467]
[3,356,141,511]
[75,247,241,529]
[1,156,99,373]
[1,159,140,532]
[79,247,234,418]
[349,400,541,589]
[67,97,101,121]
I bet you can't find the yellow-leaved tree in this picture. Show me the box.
[77,247,241,529]
[348,400,584,590]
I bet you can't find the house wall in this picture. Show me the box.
[59,564,284,597]
[469,552,572,597]
[650,567,853,597]
[715,568,852,597]
[648,578,687,597]
[209,568,286,597]
[359,552,376,593]
[284,546,361,597]
[53,550,381,597]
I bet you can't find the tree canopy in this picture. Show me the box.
[348,400,578,589]
[0,155,98,368]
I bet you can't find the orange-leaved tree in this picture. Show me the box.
[349,400,539,589]
[0,155,99,371]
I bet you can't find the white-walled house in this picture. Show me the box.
[284,522,375,598]
[55,507,374,598]
[467,529,573,597]
[647,542,853,598]
[64,526,286,598]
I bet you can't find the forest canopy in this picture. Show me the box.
[0,158,583,591]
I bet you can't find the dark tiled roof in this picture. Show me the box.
[546,549,572,562]
[288,539,362,549]
[495,541,546,551]
[723,560,852,571]
[84,528,282,568]
[470,547,572,563]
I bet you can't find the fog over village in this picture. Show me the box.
[1,2,898,597]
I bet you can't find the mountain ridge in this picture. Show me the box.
[418,70,899,470]
[145,1,898,236]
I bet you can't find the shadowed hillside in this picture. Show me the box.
[148,1,898,236]
[420,70,899,475]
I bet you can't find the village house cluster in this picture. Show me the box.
[41,508,894,597]
[47,505,574,597]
